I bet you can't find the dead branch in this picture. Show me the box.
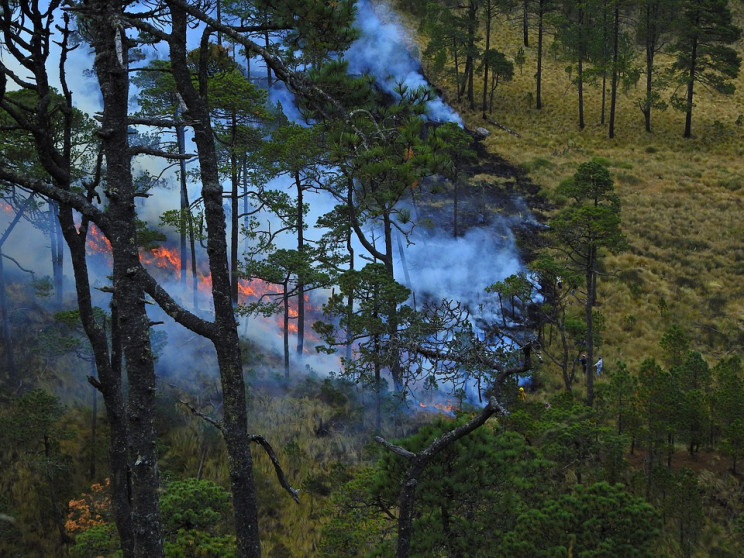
[128,146,195,159]
[169,387,224,432]
[373,436,416,459]
[482,115,521,137]
[249,435,301,503]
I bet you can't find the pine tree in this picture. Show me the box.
[668,0,741,138]
[551,161,627,406]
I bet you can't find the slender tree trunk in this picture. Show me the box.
[600,0,608,124]
[265,27,272,87]
[608,2,619,138]
[0,193,38,387]
[168,6,261,555]
[295,172,305,356]
[466,0,477,109]
[482,1,491,117]
[283,281,290,378]
[523,0,529,46]
[684,35,698,138]
[0,249,16,387]
[536,4,544,109]
[90,358,98,480]
[453,178,459,238]
[452,36,462,102]
[176,117,188,290]
[383,212,403,392]
[345,180,354,365]
[50,201,64,307]
[44,434,73,547]
[230,117,240,305]
[577,7,585,130]
[374,334,382,432]
[643,3,656,133]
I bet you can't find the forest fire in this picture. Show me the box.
[84,224,316,338]
[417,398,457,415]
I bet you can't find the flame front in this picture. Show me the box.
[84,224,317,346]
[417,398,457,415]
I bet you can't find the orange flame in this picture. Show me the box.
[84,223,319,347]
[417,398,457,414]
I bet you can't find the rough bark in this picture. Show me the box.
[87,1,164,554]
[167,4,261,555]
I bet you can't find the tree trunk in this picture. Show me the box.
[345,181,354,365]
[383,212,403,392]
[453,177,459,238]
[608,2,619,139]
[577,7,585,130]
[89,3,164,554]
[452,36,462,102]
[176,117,189,290]
[482,1,491,116]
[523,0,529,47]
[466,0,477,109]
[536,3,544,109]
[283,281,290,378]
[90,358,98,480]
[684,34,698,138]
[50,201,65,308]
[168,5,261,555]
[295,172,305,356]
[642,3,657,133]
[230,115,239,304]
[0,192,39,388]
[0,249,16,387]
[600,0,608,124]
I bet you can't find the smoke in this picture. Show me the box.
[266,0,463,125]
[344,0,462,124]
[400,226,522,313]
[0,0,532,398]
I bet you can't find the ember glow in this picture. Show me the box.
[417,398,457,415]
[84,224,317,336]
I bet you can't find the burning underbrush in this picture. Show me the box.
[84,222,322,341]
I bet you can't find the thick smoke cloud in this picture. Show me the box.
[267,0,463,125]
[401,226,522,313]
[344,0,462,124]
[0,0,530,389]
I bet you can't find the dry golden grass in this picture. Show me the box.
[420,8,744,377]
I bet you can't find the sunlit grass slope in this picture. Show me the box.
[413,5,744,377]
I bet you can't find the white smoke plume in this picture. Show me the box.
[344,0,462,124]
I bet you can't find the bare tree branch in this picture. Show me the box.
[249,435,301,503]
[128,145,195,159]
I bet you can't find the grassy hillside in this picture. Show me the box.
[405,2,744,383]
